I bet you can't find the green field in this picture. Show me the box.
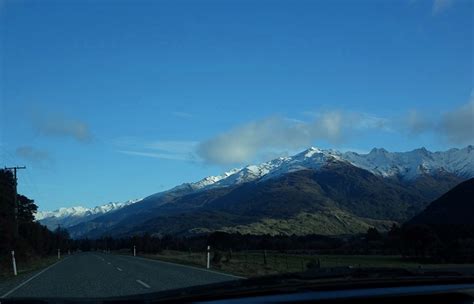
[140,250,474,277]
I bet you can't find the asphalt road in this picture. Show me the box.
[0,252,242,299]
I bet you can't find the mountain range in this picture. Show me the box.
[35,199,142,231]
[36,146,473,238]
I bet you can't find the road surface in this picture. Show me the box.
[0,252,242,299]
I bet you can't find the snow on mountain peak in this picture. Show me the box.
[303,146,322,158]
[186,146,474,191]
[189,167,242,190]
[35,198,142,222]
[183,147,344,191]
[343,146,474,179]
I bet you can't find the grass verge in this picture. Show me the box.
[0,255,59,283]
[137,250,474,278]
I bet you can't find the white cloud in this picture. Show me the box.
[351,113,390,131]
[196,111,388,165]
[32,112,92,143]
[438,99,474,144]
[117,150,194,161]
[144,140,199,152]
[403,96,474,145]
[15,146,52,165]
[172,111,194,119]
[113,98,473,166]
[405,110,434,134]
[432,0,454,15]
[113,138,198,161]
[196,117,307,165]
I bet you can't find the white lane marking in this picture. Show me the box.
[93,254,105,261]
[136,279,150,288]
[127,255,245,279]
[116,267,122,271]
[1,257,69,298]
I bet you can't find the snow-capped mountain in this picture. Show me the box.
[36,199,142,230]
[184,146,473,191]
[343,146,474,179]
[62,146,472,238]
[188,168,242,190]
[45,146,473,237]
[46,146,473,222]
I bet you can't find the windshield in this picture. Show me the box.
[1,0,473,300]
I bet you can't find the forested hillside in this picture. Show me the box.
[407,178,474,239]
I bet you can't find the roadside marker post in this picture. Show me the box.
[133,245,136,257]
[11,251,17,276]
[58,249,60,259]
[206,246,210,269]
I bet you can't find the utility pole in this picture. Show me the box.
[4,166,26,238]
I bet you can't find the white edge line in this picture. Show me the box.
[129,255,246,279]
[136,279,150,288]
[1,257,68,298]
[116,267,123,271]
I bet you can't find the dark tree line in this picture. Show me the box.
[70,225,474,264]
[362,224,474,263]
[0,169,71,266]
[71,233,346,254]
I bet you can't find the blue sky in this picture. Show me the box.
[1,0,473,210]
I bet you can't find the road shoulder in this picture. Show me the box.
[0,256,67,298]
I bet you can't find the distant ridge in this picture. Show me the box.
[36,199,142,230]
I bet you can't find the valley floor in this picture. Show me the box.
[139,250,474,278]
